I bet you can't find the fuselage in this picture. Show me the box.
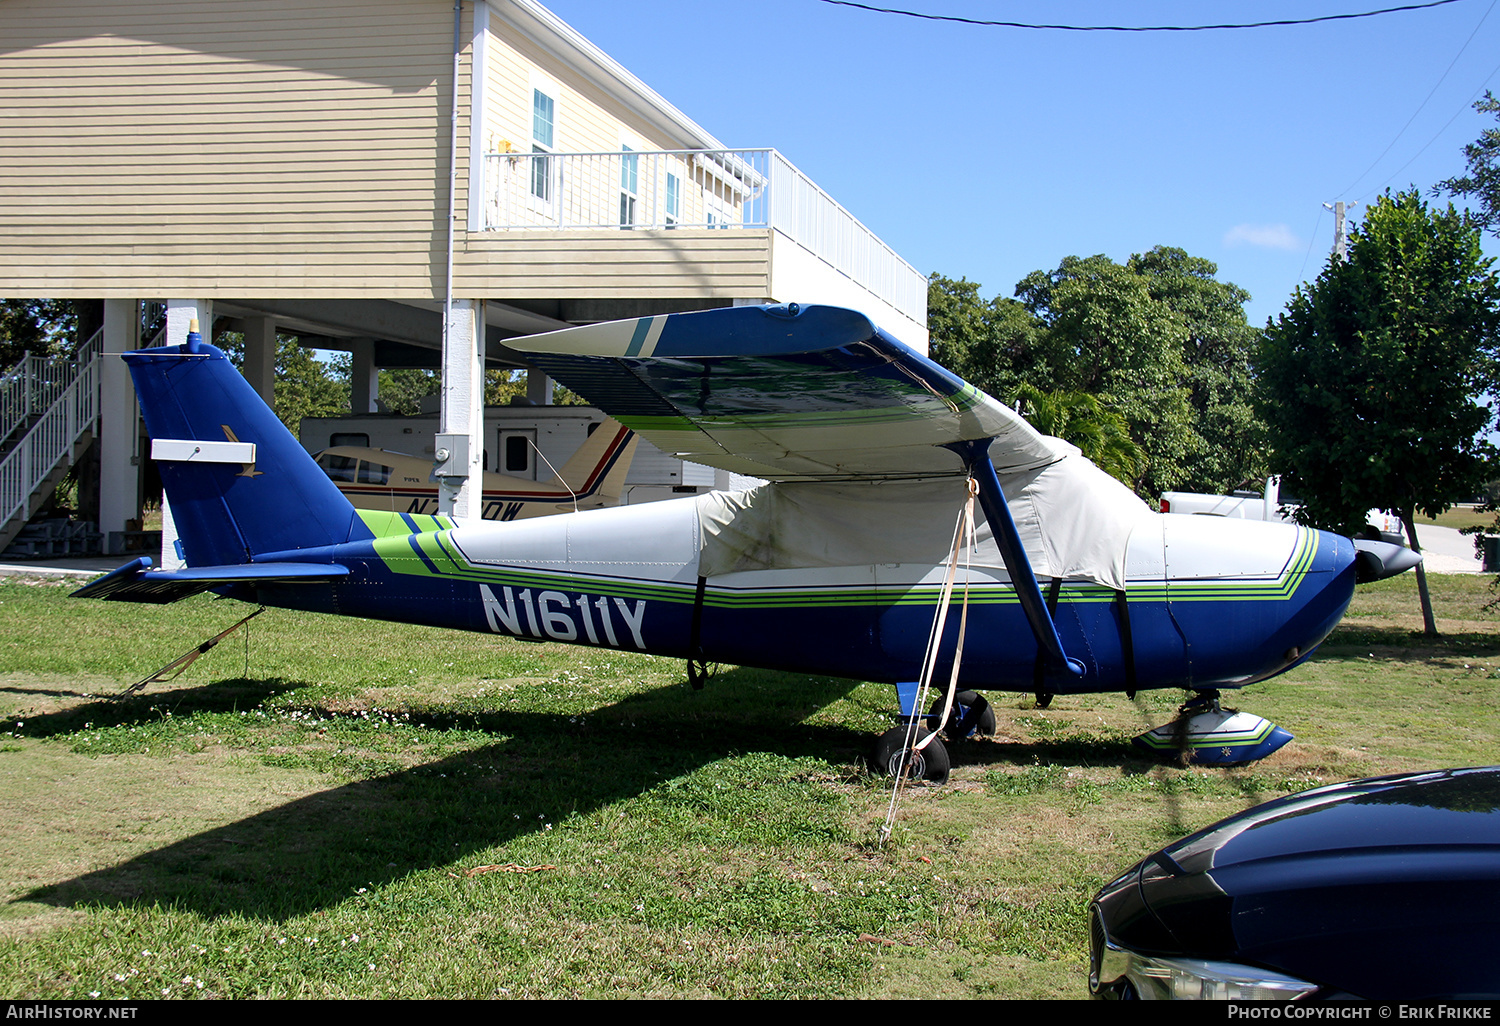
[245,495,1358,696]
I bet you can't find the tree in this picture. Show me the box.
[926,273,1044,400]
[0,299,75,367]
[1128,246,1265,493]
[928,253,1262,498]
[215,331,350,430]
[380,368,441,415]
[1254,190,1500,634]
[1012,383,1144,486]
[1439,91,1500,237]
[1016,254,1198,496]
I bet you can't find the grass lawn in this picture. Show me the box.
[1414,507,1494,533]
[0,571,1496,999]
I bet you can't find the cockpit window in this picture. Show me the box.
[320,453,358,483]
[358,461,391,485]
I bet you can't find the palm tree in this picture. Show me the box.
[1012,383,1145,489]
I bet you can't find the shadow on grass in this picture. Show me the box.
[0,678,311,735]
[17,667,872,921]
[1322,626,1500,654]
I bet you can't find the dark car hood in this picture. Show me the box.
[1102,767,1500,999]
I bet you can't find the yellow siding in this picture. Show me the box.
[457,229,771,299]
[0,0,778,305]
[0,0,468,298]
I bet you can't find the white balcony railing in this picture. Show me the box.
[482,147,926,323]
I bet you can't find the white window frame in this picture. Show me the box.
[528,77,559,216]
[665,170,680,227]
[619,144,639,228]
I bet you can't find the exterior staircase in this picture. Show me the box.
[0,327,103,554]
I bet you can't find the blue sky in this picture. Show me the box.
[543,0,1500,328]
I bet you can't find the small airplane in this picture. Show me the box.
[312,418,638,522]
[75,304,1419,777]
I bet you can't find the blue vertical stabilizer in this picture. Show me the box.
[125,342,361,566]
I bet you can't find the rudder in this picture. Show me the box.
[125,338,360,566]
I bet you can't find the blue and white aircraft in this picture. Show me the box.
[75,304,1417,777]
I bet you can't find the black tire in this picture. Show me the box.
[872,726,950,785]
[928,690,997,739]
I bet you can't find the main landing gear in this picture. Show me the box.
[1133,690,1294,765]
[872,687,999,785]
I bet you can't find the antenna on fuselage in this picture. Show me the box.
[529,438,579,514]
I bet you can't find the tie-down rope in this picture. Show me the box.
[879,477,979,844]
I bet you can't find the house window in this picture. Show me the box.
[705,191,733,228]
[531,88,555,202]
[619,146,638,227]
[665,172,680,227]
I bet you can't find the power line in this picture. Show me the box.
[1337,0,1497,197]
[1357,57,1500,200]
[817,0,1469,32]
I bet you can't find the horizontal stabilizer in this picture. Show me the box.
[72,556,349,603]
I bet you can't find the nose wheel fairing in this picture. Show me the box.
[1133,692,1295,765]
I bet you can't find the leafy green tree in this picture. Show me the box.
[926,273,1045,400]
[1016,254,1198,496]
[0,299,76,367]
[1254,190,1500,634]
[928,253,1262,498]
[1439,91,1500,237]
[216,331,350,430]
[1128,246,1265,493]
[274,343,349,431]
[1012,383,1144,486]
[380,368,441,415]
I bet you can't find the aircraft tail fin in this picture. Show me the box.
[125,335,362,567]
[538,418,638,505]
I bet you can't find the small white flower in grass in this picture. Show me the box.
[89,992,100,998]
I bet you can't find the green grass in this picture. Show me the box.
[0,570,1497,999]
[1414,507,1494,532]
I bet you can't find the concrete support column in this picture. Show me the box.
[526,368,553,406]
[438,299,485,518]
[99,300,142,555]
[349,338,378,414]
[161,299,213,569]
[242,315,276,405]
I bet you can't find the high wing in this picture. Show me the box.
[512,304,1061,481]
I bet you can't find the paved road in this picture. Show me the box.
[1412,523,1485,574]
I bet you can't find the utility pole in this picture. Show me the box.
[1323,200,1357,260]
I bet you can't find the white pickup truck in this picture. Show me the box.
[1160,477,1405,544]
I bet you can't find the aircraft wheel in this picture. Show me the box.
[928,690,996,739]
[872,727,950,785]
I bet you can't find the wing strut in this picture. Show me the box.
[962,440,1086,678]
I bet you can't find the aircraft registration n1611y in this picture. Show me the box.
[75,304,1418,778]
